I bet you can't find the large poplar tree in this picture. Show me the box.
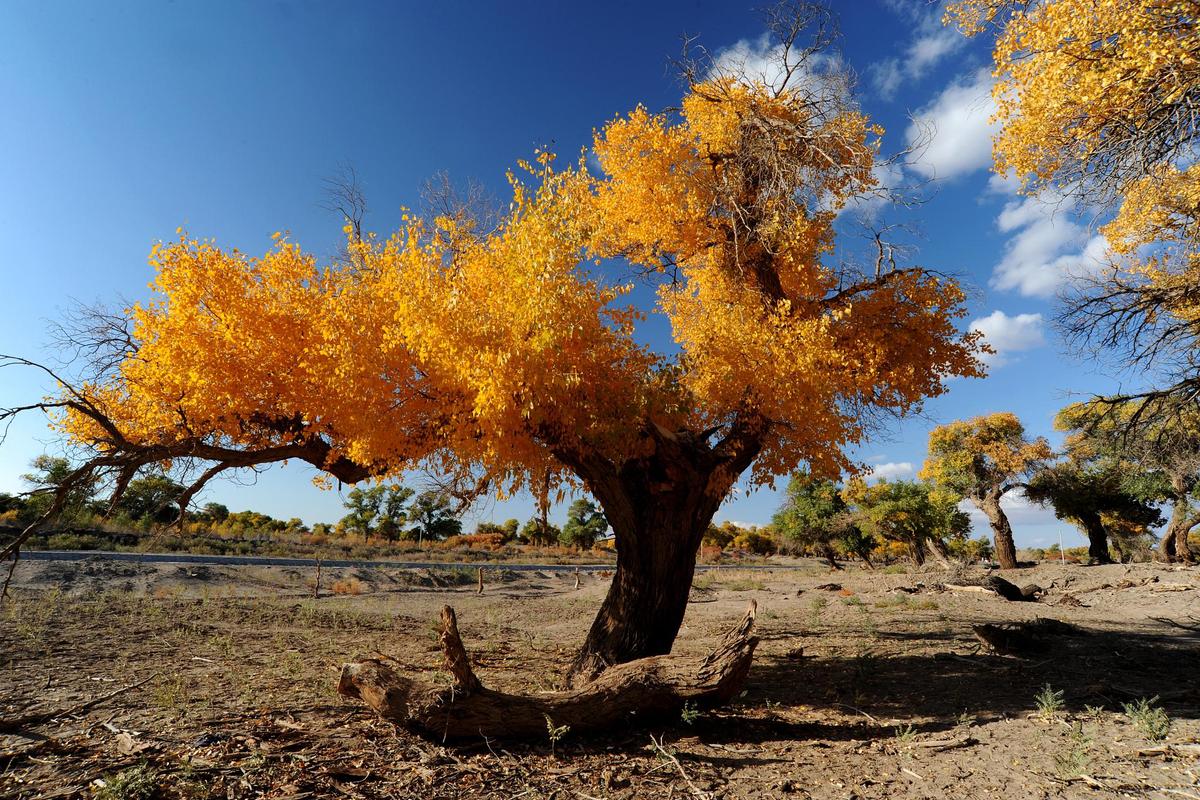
[1,10,982,683]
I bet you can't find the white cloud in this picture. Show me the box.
[870,1,968,99]
[865,461,915,483]
[969,310,1046,366]
[708,33,846,101]
[990,194,1110,297]
[906,68,998,180]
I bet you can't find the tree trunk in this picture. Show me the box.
[821,543,842,570]
[1079,512,1113,565]
[338,603,759,741]
[564,485,719,686]
[978,492,1018,570]
[548,422,764,687]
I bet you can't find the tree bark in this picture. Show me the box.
[1079,511,1114,564]
[1159,493,1198,564]
[564,479,720,685]
[978,491,1018,570]
[338,603,759,741]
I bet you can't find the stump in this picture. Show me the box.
[338,602,759,741]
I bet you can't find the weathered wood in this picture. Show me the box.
[338,602,759,741]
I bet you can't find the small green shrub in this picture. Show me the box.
[1123,697,1170,742]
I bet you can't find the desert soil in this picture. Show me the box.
[2,556,1199,799]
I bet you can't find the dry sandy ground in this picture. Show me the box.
[2,557,1199,799]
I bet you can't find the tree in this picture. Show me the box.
[948,0,1200,423]
[1026,461,1163,565]
[407,491,461,544]
[843,479,969,566]
[375,485,415,542]
[199,502,229,523]
[339,485,384,539]
[0,8,983,684]
[519,517,561,546]
[772,471,869,568]
[920,413,1052,569]
[20,455,96,523]
[117,474,187,523]
[1055,399,1200,563]
[560,499,608,549]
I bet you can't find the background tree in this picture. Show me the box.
[843,479,969,566]
[20,455,96,524]
[199,502,229,524]
[1056,399,1200,563]
[1026,462,1163,565]
[116,473,188,524]
[949,0,1200,423]
[519,517,561,546]
[407,491,461,544]
[560,499,608,549]
[374,484,415,543]
[338,485,384,539]
[0,7,983,681]
[772,470,866,568]
[921,413,1052,569]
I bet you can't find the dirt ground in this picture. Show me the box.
[2,557,1199,799]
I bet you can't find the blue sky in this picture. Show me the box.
[0,1,1139,548]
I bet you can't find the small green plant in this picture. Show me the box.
[893,723,917,747]
[1083,704,1105,722]
[1122,697,1170,742]
[680,701,700,725]
[545,714,570,754]
[95,763,160,800]
[842,595,864,606]
[1054,722,1093,779]
[955,710,976,730]
[1035,683,1065,721]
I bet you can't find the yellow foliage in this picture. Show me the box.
[920,412,1053,498]
[57,77,984,499]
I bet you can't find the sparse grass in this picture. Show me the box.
[1054,722,1093,779]
[808,595,828,627]
[841,595,864,606]
[95,763,160,800]
[152,674,190,714]
[881,564,908,574]
[331,577,367,595]
[1035,684,1065,721]
[1123,697,1170,742]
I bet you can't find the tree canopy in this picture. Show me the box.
[948,0,1200,418]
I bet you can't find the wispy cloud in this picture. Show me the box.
[906,68,998,180]
[870,1,968,99]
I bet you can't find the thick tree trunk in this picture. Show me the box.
[821,543,842,570]
[338,603,759,741]
[978,492,1018,570]
[564,487,718,685]
[1159,495,1198,564]
[1079,512,1113,565]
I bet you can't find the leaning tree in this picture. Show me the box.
[1056,399,1200,563]
[1,7,982,731]
[920,413,1052,569]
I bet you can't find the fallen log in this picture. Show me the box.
[338,602,759,741]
